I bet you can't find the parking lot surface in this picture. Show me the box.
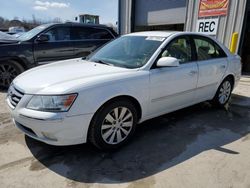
[0,76,250,188]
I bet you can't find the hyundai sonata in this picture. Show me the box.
[6,32,242,150]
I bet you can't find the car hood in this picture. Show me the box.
[13,58,137,94]
[0,39,20,45]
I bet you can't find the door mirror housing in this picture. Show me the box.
[36,34,50,42]
[156,57,180,67]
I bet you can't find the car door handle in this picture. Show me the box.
[189,70,198,76]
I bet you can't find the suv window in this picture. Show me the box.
[194,37,227,61]
[161,37,192,64]
[45,27,70,41]
[71,27,113,40]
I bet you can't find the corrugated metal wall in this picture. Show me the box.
[185,0,247,51]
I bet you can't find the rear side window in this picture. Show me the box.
[194,37,227,61]
[71,27,113,40]
[89,28,113,39]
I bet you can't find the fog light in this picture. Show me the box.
[42,132,58,141]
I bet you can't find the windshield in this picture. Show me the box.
[18,24,52,41]
[89,36,165,68]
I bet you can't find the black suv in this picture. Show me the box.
[0,23,117,88]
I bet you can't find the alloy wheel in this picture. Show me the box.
[0,64,18,86]
[218,80,232,104]
[101,107,133,145]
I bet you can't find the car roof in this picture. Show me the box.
[126,31,216,38]
[49,22,112,29]
[127,31,178,37]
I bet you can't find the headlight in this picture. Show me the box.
[26,94,77,112]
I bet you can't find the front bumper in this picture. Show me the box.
[7,94,93,146]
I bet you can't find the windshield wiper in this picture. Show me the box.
[92,59,113,66]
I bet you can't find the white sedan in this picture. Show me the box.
[6,32,241,150]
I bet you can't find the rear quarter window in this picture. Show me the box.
[89,28,114,39]
[71,26,113,40]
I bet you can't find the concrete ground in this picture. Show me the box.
[0,76,250,188]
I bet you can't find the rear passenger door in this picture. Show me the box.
[192,35,228,101]
[34,26,74,64]
[71,26,114,58]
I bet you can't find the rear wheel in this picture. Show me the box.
[0,60,24,88]
[211,77,233,107]
[89,99,138,150]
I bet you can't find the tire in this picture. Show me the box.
[0,60,24,88]
[211,77,233,107]
[89,99,138,150]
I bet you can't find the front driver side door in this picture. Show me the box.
[148,36,198,117]
[33,26,74,65]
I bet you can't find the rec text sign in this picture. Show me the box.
[196,18,219,35]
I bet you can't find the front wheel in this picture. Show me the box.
[211,78,233,107]
[0,60,24,88]
[89,99,138,150]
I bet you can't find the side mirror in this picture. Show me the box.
[156,57,180,67]
[36,34,50,42]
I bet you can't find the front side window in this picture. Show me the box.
[18,24,52,41]
[89,36,165,68]
[194,37,227,61]
[161,37,192,64]
[45,27,70,41]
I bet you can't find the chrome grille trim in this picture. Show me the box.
[7,85,24,108]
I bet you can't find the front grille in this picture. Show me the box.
[8,85,24,108]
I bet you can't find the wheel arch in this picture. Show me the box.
[211,74,235,107]
[86,94,142,145]
[0,57,28,70]
[11,57,28,70]
[93,95,142,122]
[222,74,235,88]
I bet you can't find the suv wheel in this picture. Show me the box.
[0,60,24,88]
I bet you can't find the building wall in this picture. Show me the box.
[240,1,250,71]
[119,0,248,53]
[185,0,247,52]
[118,0,133,34]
